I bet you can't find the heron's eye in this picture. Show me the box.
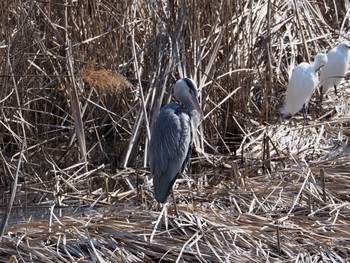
[183,78,197,96]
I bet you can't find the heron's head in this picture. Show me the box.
[172,78,204,118]
[314,53,327,71]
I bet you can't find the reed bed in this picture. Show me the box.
[1,0,350,262]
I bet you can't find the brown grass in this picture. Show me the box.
[1,0,350,262]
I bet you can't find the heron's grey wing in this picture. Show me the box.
[149,103,192,203]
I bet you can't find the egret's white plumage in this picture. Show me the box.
[281,53,327,119]
[320,41,350,95]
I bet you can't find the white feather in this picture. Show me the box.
[281,53,327,118]
[320,41,350,94]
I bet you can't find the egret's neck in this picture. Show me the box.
[312,63,321,73]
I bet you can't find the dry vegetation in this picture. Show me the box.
[1,0,350,262]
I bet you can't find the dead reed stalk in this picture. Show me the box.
[1,0,350,261]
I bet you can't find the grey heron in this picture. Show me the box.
[281,53,327,121]
[320,41,350,97]
[149,77,203,214]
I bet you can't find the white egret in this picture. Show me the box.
[281,53,328,121]
[320,41,350,97]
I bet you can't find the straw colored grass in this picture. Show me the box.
[1,0,350,262]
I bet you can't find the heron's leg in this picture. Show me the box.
[171,189,179,217]
[334,85,337,95]
[320,86,324,102]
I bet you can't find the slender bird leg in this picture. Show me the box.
[302,104,307,124]
[171,189,179,217]
[157,202,161,211]
[320,86,324,103]
[334,85,337,95]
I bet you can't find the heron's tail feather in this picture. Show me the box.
[153,173,178,203]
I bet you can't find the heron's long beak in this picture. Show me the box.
[191,96,204,119]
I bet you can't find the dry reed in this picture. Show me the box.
[1,0,350,262]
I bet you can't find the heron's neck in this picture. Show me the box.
[180,97,195,111]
